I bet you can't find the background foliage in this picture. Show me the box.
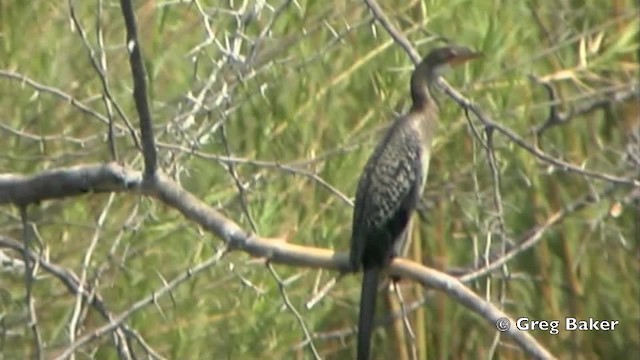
[1,0,638,359]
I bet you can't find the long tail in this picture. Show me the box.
[357,267,381,360]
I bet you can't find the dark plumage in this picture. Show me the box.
[349,45,481,360]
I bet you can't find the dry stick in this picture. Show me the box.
[19,206,43,360]
[446,83,640,187]
[0,70,111,126]
[220,124,322,359]
[531,79,639,136]
[95,0,119,160]
[119,0,157,176]
[459,184,620,283]
[299,183,634,350]
[0,123,101,145]
[393,284,418,360]
[362,0,520,358]
[306,276,338,308]
[68,0,140,154]
[0,235,166,360]
[67,194,131,360]
[363,0,639,188]
[54,247,228,360]
[481,126,510,359]
[0,163,555,359]
[157,142,354,206]
[219,125,272,293]
[267,263,322,360]
[363,0,420,63]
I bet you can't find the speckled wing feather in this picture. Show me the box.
[350,116,425,270]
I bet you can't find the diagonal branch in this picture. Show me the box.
[393,259,554,359]
[444,84,640,187]
[0,162,554,359]
[362,0,639,188]
[363,0,420,63]
[531,79,640,136]
[0,235,164,360]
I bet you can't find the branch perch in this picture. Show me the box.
[0,162,554,359]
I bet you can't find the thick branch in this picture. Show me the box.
[0,163,140,206]
[0,163,553,359]
[394,260,554,359]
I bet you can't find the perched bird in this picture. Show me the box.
[349,45,481,360]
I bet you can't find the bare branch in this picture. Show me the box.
[0,163,140,206]
[362,0,420,63]
[267,263,322,360]
[362,0,639,188]
[67,194,119,357]
[53,247,228,360]
[19,206,43,360]
[157,142,353,206]
[0,162,554,359]
[119,0,157,176]
[532,79,640,136]
[445,84,640,187]
[392,260,555,359]
[0,235,165,360]
[0,70,110,126]
[68,0,140,156]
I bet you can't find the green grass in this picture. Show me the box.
[1,0,638,359]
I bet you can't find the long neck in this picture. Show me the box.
[409,61,438,112]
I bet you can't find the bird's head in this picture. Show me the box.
[421,45,482,78]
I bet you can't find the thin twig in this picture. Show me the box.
[68,0,140,154]
[67,194,130,359]
[363,0,639,188]
[363,0,420,63]
[96,0,118,160]
[443,83,640,187]
[393,283,417,360]
[531,79,639,136]
[19,206,43,360]
[54,246,228,360]
[459,184,621,283]
[0,235,165,360]
[267,263,322,360]
[0,70,111,126]
[157,142,353,206]
[1,162,555,359]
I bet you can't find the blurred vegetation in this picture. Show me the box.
[0,0,638,359]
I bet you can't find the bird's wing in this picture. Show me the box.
[350,126,424,267]
[350,168,372,270]
[374,138,424,260]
